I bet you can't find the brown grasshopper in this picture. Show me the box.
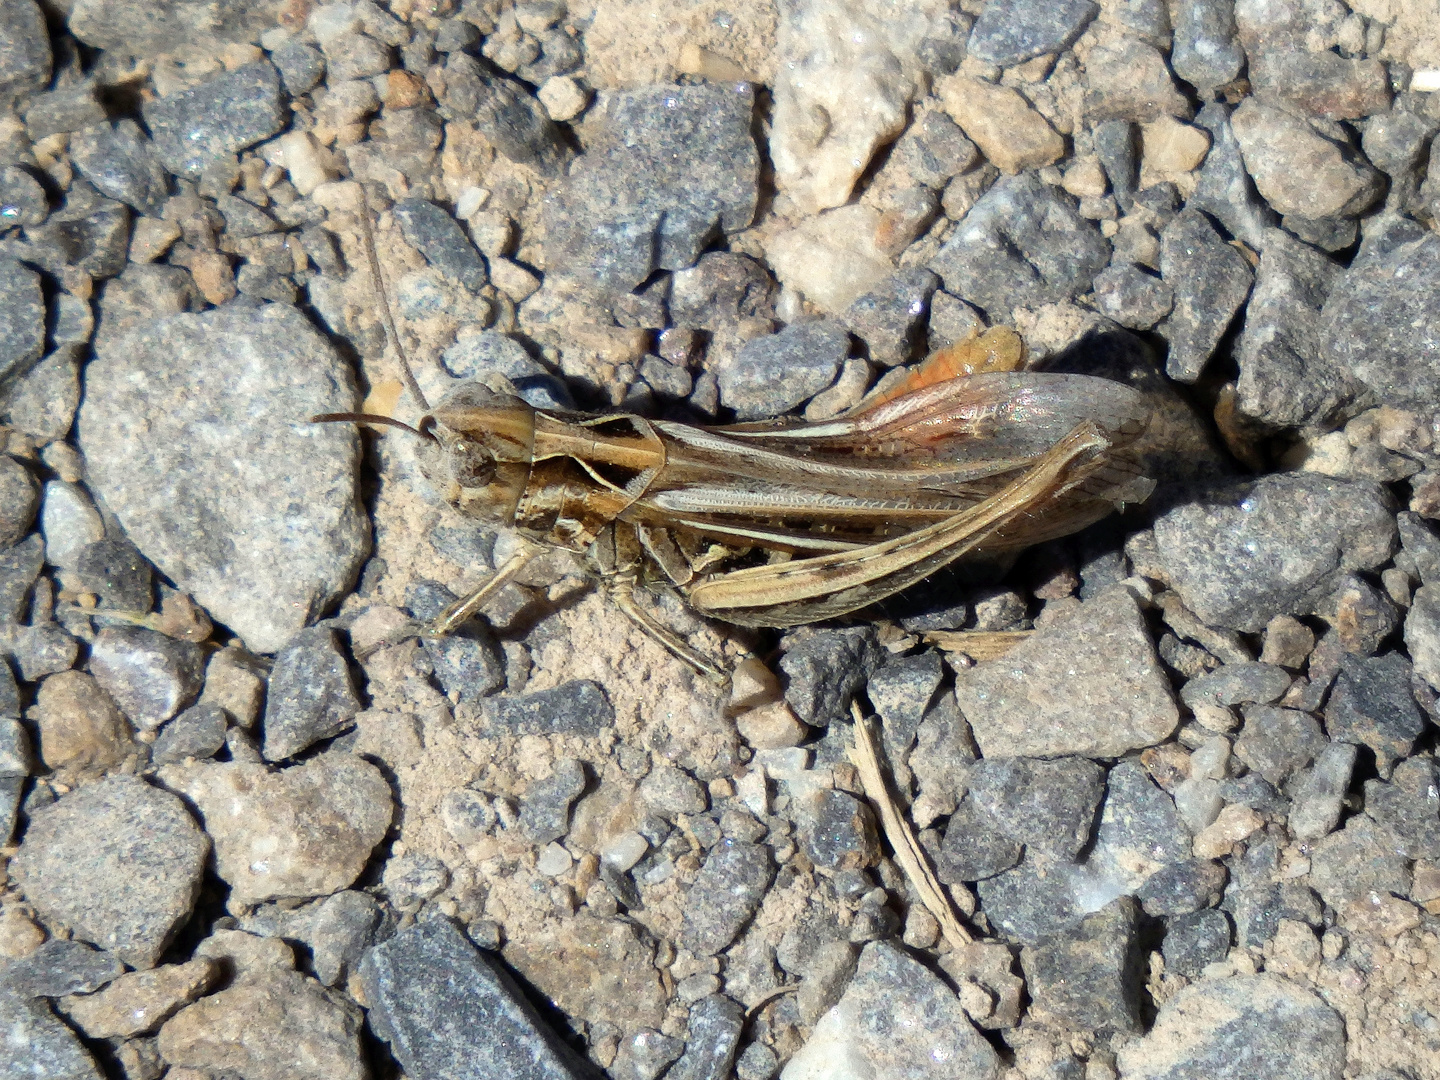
[322,200,1158,680]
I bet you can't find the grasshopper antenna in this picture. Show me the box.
[311,412,435,440]
[358,184,431,414]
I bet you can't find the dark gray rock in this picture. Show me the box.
[481,680,614,736]
[519,757,586,844]
[666,994,745,1080]
[0,164,47,228]
[271,40,326,94]
[3,345,84,444]
[976,856,1087,944]
[734,1041,779,1080]
[78,302,369,655]
[1217,773,1286,815]
[1282,213,1358,252]
[1400,512,1440,585]
[544,83,757,298]
[73,538,153,612]
[0,533,43,623]
[436,54,569,175]
[1021,897,1143,1033]
[842,269,940,367]
[1136,858,1227,916]
[142,62,287,179]
[1092,121,1138,211]
[13,623,79,682]
[0,456,37,548]
[360,918,598,1080]
[613,1029,685,1080]
[1307,814,1411,907]
[0,0,50,99]
[1170,0,1244,90]
[1161,908,1231,976]
[1288,741,1357,841]
[10,776,208,968]
[1088,760,1191,893]
[779,626,884,726]
[20,189,130,280]
[0,772,21,841]
[1116,973,1344,1080]
[441,332,572,410]
[887,108,978,189]
[929,172,1110,322]
[1234,705,1326,785]
[638,354,693,400]
[422,630,506,703]
[0,991,102,1080]
[1092,261,1174,330]
[799,789,880,871]
[1363,756,1440,860]
[394,199,488,292]
[22,81,105,139]
[68,0,287,55]
[88,625,204,733]
[668,252,775,330]
[936,796,1024,882]
[966,0,1098,66]
[1152,474,1396,632]
[719,319,847,420]
[868,651,944,757]
[0,940,125,998]
[967,756,1105,860]
[1189,103,1274,250]
[1180,662,1292,710]
[0,257,44,386]
[1156,209,1253,382]
[215,193,280,239]
[261,626,361,761]
[1325,652,1425,775]
[679,840,773,956]
[69,121,169,217]
[152,702,228,765]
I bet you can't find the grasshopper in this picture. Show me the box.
[322,197,1158,681]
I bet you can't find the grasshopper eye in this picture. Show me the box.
[451,440,496,487]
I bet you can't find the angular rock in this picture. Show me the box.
[1092,261,1174,330]
[669,252,776,331]
[1408,585,1440,692]
[159,753,391,903]
[929,171,1110,322]
[1363,757,1440,860]
[1231,98,1382,220]
[1161,908,1232,976]
[74,537,154,612]
[976,856,1089,944]
[1021,897,1143,1033]
[966,756,1105,860]
[1249,49,1390,122]
[868,651,945,759]
[954,588,1177,758]
[0,991,102,1080]
[1307,815,1411,907]
[360,917,596,1080]
[518,757,586,845]
[438,54,569,176]
[60,957,216,1038]
[679,840,774,957]
[797,788,880,871]
[1087,760,1191,895]
[842,269,941,367]
[936,797,1024,883]
[78,302,368,655]
[1082,34,1190,123]
[11,776,208,968]
[1152,474,1396,632]
[88,625,203,732]
[1116,974,1344,1080]
[1288,742,1357,841]
[1157,209,1253,382]
[0,940,124,999]
[480,680,614,736]
[69,120,169,216]
[1180,662,1292,710]
[262,626,361,761]
[30,670,134,776]
[967,0,1098,66]
[1136,858,1228,916]
[666,994,746,1080]
[68,0,286,54]
[1234,705,1326,785]
[1170,0,1245,90]
[0,257,45,387]
[720,320,848,420]
[1189,102,1274,250]
[780,626,885,727]
[939,76,1065,175]
[781,940,1000,1080]
[142,62,287,179]
[152,702,228,765]
[394,199,488,292]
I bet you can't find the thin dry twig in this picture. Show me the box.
[848,700,973,949]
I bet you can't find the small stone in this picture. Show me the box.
[1092,262,1174,330]
[1408,586,1440,692]
[88,626,203,732]
[538,74,588,121]
[679,840,774,957]
[780,626,884,727]
[519,758,586,845]
[1156,208,1254,382]
[868,651,945,751]
[929,171,1110,323]
[966,0,1098,65]
[1152,474,1396,632]
[736,1041,779,1080]
[394,199,488,292]
[142,62,287,179]
[1325,652,1426,773]
[0,259,44,393]
[262,627,361,761]
[40,480,106,572]
[441,332,572,410]
[967,756,1105,860]
[0,164,46,228]
[614,1029,685,1080]
[61,958,216,1038]
[158,964,365,1080]
[74,538,154,611]
[78,302,368,655]
[271,40,326,94]
[31,670,134,776]
[1116,973,1344,1080]
[1249,49,1390,122]
[1260,614,1317,669]
[480,680,614,736]
[976,856,1089,944]
[69,120,170,216]
[0,940,124,998]
[1191,803,1263,859]
[1363,757,1440,860]
[1189,101,1274,251]
[1308,815,1411,907]
[200,646,268,730]
[11,623,78,682]
[1230,98,1383,220]
[1136,858,1228,916]
[720,320,848,420]
[1022,897,1143,1034]
[842,269,941,367]
[798,789,880,871]
[937,797,1024,883]
[938,76,1065,175]
[383,853,451,907]
[666,994,745,1080]
[1160,908,1232,976]
[158,753,392,904]
[362,917,595,1079]
[0,993,103,1080]
[152,702,228,765]
[955,588,1177,758]
[668,253,775,331]
[735,702,810,750]
[1088,760,1192,893]
[782,939,1000,1079]
[1288,742,1357,841]
[0,716,30,777]
[0,463,34,559]
[1181,662,1292,710]
[1169,0,1245,90]
[765,204,894,313]
[1233,705,1326,785]
[1083,34,1190,124]
[640,764,708,817]
[12,776,207,968]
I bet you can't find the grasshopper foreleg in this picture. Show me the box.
[426,544,540,637]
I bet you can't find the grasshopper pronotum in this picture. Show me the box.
[322,194,1159,680]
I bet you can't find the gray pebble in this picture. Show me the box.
[1152,473,1396,632]
[422,629,505,704]
[1188,103,1274,250]
[1170,0,1244,90]
[868,651,944,755]
[967,0,1098,66]
[780,625,884,726]
[734,1040,779,1080]
[0,939,124,999]
[976,856,1087,944]
[1326,652,1425,774]
[614,1028,685,1080]
[21,81,105,139]
[89,625,204,732]
[263,626,362,761]
[2,345,83,444]
[152,702,228,765]
[13,623,79,682]
[842,268,940,367]
[1282,212,1358,252]
[1363,756,1440,859]
[1088,760,1191,893]
[929,172,1110,322]
[1156,209,1253,383]
[271,40,327,95]
[638,355,692,400]
[0,716,29,774]
[1092,121,1138,210]
[39,480,104,572]
[383,852,452,908]
[69,120,169,216]
[1307,814,1411,907]
[1136,858,1227,916]
[481,679,614,736]
[1022,896,1143,1033]
[666,994,745,1080]
[73,537,153,611]
[798,789,879,870]
[1234,705,1326,785]
[668,252,775,330]
[0,774,20,843]
[142,62,287,178]
[0,164,47,228]
[936,797,1023,882]
[0,992,103,1080]
[78,302,368,655]
[1409,585,1440,692]
[1161,908,1231,976]
[1399,512,1440,585]
[640,763,707,817]
[0,456,37,548]
[1180,661,1292,710]
[394,199,488,292]
[968,756,1105,861]
[439,54,570,176]
[1288,741,1357,841]
[21,189,130,280]
[1232,98,1383,221]
[0,257,45,386]
[519,757,586,844]
[305,890,387,987]
[1092,261,1174,330]
[361,918,596,1080]
[679,840,773,956]
[0,0,50,98]
[0,533,43,623]
[720,318,848,420]
[11,775,208,968]
[441,332,572,409]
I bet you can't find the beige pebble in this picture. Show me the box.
[1191,803,1263,858]
[735,701,809,749]
[1141,115,1211,176]
[938,75,1064,174]
[538,75,589,121]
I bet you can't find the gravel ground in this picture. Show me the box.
[2,1,1440,1079]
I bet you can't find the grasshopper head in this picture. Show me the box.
[420,384,537,524]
